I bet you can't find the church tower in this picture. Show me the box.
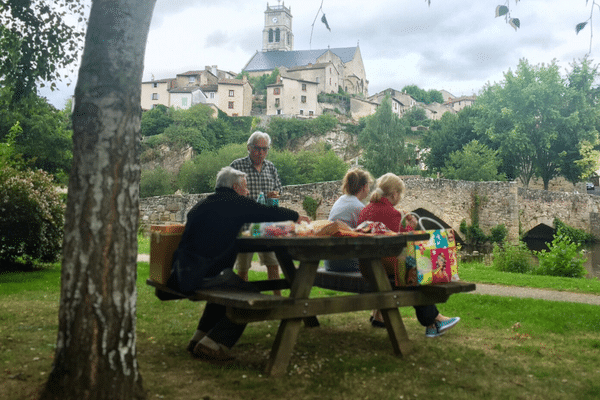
[262,2,294,52]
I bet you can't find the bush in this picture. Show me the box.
[492,241,534,274]
[0,166,64,268]
[553,218,595,244]
[302,196,322,220]
[140,167,175,198]
[489,224,508,244]
[534,227,587,278]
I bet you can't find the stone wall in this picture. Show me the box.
[139,178,600,241]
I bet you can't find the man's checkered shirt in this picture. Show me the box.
[230,156,282,202]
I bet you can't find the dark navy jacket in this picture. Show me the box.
[166,187,298,295]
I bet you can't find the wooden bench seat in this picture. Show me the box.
[313,268,475,295]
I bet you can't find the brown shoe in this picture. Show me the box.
[186,340,198,354]
[193,342,235,365]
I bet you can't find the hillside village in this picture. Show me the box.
[140,2,476,122]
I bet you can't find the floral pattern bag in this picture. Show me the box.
[396,216,460,286]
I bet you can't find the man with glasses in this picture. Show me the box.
[230,131,285,293]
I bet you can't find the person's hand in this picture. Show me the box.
[296,215,311,224]
[405,214,418,229]
[266,191,279,199]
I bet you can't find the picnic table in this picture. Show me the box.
[147,232,476,377]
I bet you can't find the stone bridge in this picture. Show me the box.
[140,178,600,242]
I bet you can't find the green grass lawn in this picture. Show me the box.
[1,260,599,400]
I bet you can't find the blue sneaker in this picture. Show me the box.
[425,324,445,338]
[437,317,460,333]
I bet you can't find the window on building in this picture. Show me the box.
[299,110,304,115]
[301,96,306,103]
[273,87,280,95]
[309,111,314,116]
[152,83,158,88]
[275,98,280,107]
[152,93,159,100]
[229,90,235,97]
[228,101,234,109]
[209,92,215,99]
[275,28,280,42]
[277,109,282,115]
[189,76,196,83]
[182,98,188,107]
[232,113,238,117]
[269,29,274,43]
[302,83,306,91]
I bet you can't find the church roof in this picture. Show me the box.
[243,47,358,72]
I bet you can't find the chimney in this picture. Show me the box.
[212,65,218,76]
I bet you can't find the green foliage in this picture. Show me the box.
[359,95,411,177]
[402,107,428,127]
[553,218,595,244]
[239,68,279,95]
[492,241,533,274]
[0,89,73,181]
[489,224,508,244]
[302,196,322,220]
[141,105,173,137]
[441,140,506,181]
[401,85,443,104]
[176,143,247,194]
[0,165,64,267]
[459,219,488,246]
[140,167,176,198]
[0,0,86,100]
[534,227,587,278]
[421,107,481,173]
[267,114,338,149]
[474,58,600,189]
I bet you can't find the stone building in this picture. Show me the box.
[243,2,369,99]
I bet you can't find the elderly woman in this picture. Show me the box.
[323,168,374,272]
[358,173,460,337]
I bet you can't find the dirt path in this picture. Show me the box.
[138,254,600,305]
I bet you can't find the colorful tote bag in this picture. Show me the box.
[396,216,460,286]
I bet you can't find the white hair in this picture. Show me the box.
[247,130,272,147]
[215,166,246,189]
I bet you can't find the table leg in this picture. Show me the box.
[265,260,320,377]
[359,257,413,356]
[275,251,320,328]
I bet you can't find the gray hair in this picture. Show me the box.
[247,130,271,147]
[215,166,246,189]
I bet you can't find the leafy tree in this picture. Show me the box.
[402,107,428,127]
[474,58,599,190]
[420,106,481,173]
[140,167,175,198]
[140,104,173,136]
[401,85,443,104]
[267,114,337,150]
[239,68,279,95]
[442,140,506,181]
[359,95,411,177]
[268,149,300,186]
[0,0,86,101]
[0,88,73,182]
[177,143,247,194]
[40,0,156,398]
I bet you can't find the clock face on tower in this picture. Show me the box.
[272,17,278,23]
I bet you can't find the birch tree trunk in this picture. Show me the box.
[41,1,156,398]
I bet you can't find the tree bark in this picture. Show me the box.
[41,1,156,399]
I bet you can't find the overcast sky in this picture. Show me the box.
[41,0,600,108]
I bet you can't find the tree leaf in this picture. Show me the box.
[509,18,520,30]
[576,22,588,35]
[496,5,509,17]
